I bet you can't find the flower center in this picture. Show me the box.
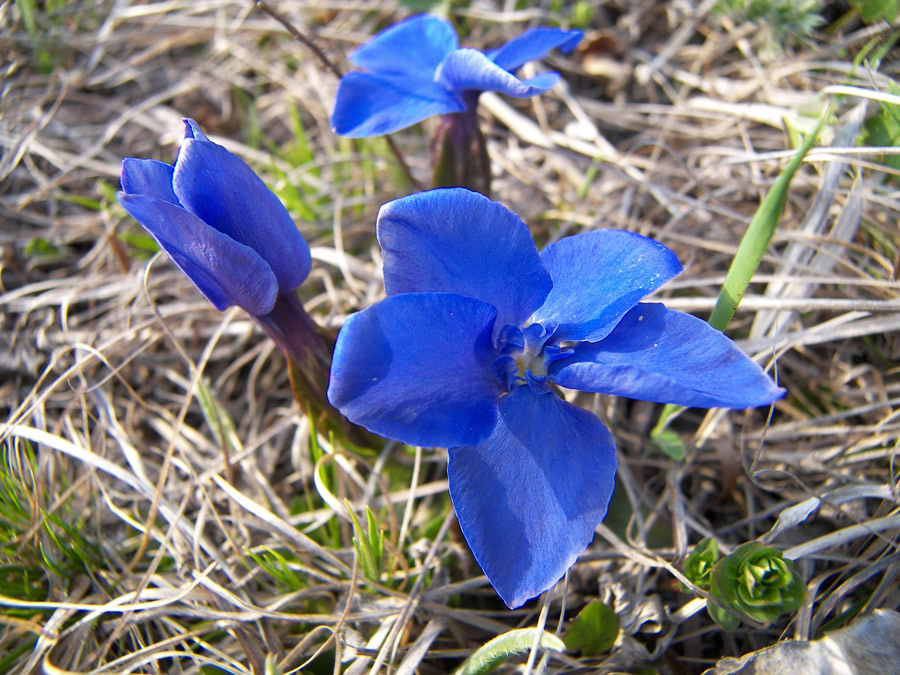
[492,322,564,394]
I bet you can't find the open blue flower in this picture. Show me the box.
[328,188,785,608]
[331,15,582,137]
[117,118,311,317]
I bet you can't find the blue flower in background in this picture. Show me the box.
[117,118,311,317]
[328,188,785,608]
[331,15,582,137]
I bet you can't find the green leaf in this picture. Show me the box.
[563,600,619,656]
[650,428,686,461]
[346,502,386,584]
[118,230,160,256]
[709,109,828,331]
[455,628,566,675]
[707,600,741,631]
[246,547,306,592]
[862,81,900,180]
[649,403,686,460]
[16,0,38,41]
[365,505,385,566]
[853,0,899,23]
[285,103,315,168]
[650,108,827,453]
[24,237,63,260]
[570,1,597,28]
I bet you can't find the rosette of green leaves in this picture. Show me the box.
[710,542,806,625]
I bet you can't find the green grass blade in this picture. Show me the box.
[708,109,828,330]
[455,628,565,675]
[652,107,828,458]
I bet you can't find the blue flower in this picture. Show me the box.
[117,118,311,317]
[327,188,785,608]
[331,15,582,137]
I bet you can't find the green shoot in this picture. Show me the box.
[346,502,388,586]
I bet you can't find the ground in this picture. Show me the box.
[1,1,899,674]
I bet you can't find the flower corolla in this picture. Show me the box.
[328,188,785,608]
[331,15,582,137]
[117,118,311,317]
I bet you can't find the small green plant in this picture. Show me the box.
[683,538,739,629]
[715,0,824,48]
[710,542,807,626]
[0,439,104,614]
[245,547,308,593]
[23,237,63,260]
[862,81,900,182]
[684,539,805,629]
[346,503,390,586]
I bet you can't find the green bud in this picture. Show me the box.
[710,542,806,625]
[683,538,719,591]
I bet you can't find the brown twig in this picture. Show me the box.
[254,0,422,190]
[256,1,342,79]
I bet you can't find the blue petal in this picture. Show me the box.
[350,15,457,79]
[331,71,464,137]
[183,118,209,142]
[532,230,683,343]
[120,159,178,205]
[551,303,786,408]
[327,292,503,448]
[117,193,279,315]
[377,188,552,330]
[448,386,617,608]
[437,49,560,97]
[171,134,311,294]
[488,27,583,72]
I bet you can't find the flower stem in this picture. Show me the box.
[255,292,365,444]
[431,94,491,197]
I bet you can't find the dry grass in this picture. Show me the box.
[1,1,899,673]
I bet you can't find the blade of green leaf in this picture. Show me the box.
[346,500,380,582]
[455,628,566,675]
[652,107,828,456]
[708,108,828,331]
[195,377,241,456]
[365,505,385,565]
